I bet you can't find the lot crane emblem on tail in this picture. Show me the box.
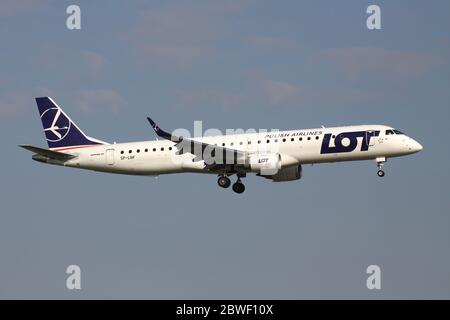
[41,108,71,142]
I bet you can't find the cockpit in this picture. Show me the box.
[385,129,404,135]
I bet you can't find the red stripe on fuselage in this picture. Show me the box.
[51,145,98,152]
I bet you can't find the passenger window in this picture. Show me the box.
[161,147,164,151]
[316,136,319,140]
[307,137,311,140]
[153,148,156,152]
[266,140,270,143]
[145,149,148,152]
[137,149,140,153]
[239,142,243,145]
[248,141,251,145]
[299,137,303,141]
[169,147,172,150]
[283,138,286,142]
[129,150,132,154]
[222,143,225,146]
[258,140,261,144]
[120,151,124,154]
[291,138,294,142]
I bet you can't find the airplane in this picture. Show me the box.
[19,97,423,194]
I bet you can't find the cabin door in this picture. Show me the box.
[106,149,115,165]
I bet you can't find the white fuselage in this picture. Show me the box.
[46,124,422,176]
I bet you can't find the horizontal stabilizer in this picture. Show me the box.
[18,144,76,160]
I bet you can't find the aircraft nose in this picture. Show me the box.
[409,139,423,153]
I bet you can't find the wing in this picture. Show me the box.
[146,117,247,170]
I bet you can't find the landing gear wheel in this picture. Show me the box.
[217,176,231,188]
[232,182,245,194]
[375,157,387,178]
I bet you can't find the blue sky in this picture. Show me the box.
[1,0,450,298]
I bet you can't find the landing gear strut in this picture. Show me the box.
[376,157,386,177]
[217,175,231,188]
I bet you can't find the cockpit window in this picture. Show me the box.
[386,129,405,135]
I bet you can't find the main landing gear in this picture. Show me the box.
[232,178,245,194]
[376,157,386,177]
[217,176,231,188]
[217,174,246,194]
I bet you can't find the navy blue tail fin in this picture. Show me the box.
[35,97,107,150]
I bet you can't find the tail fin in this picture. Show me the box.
[35,97,107,150]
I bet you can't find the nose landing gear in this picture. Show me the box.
[376,157,386,177]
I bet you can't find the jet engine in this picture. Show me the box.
[270,165,302,182]
[248,153,282,175]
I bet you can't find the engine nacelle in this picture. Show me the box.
[270,165,302,182]
[248,153,281,175]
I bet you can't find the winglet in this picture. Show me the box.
[146,117,157,130]
[146,117,182,142]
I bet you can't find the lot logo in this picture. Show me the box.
[41,108,71,142]
[320,130,380,154]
